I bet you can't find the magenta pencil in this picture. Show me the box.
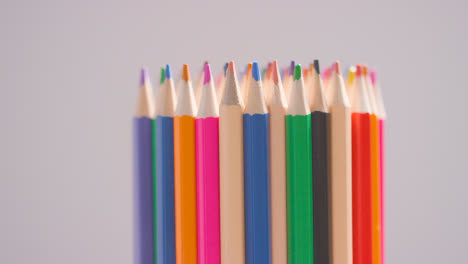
[196,63,221,264]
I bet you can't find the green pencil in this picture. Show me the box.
[152,67,165,264]
[286,64,314,264]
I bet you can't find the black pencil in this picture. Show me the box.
[309,60,331,264]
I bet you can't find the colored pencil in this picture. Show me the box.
[269,60,288,264]
[152,66,165,264]
[286,64,314,264]
[243,61,271,264]
[328,61,353,264]
[309,60,331,264]
[349,65,373,264]
[174,64,198,264]
[363,65,382,264]
[156,64,176,264]
[371,70,387,264]
[219,61,245,264]
[263,62,273,105]
[196,63,221,264]
[134,68,156,264]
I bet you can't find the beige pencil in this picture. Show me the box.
[327,61,353,264]
[269,60,288,264]
[219,61,245,264]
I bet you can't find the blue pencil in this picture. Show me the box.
[156,64,176,264]
[243,61,272,264]
[133,68,156,264]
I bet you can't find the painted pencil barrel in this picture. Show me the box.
[156,116,176,264]
[311,111,330,264]
[269,105,287,264]
[151,119,158,264]
[133,117,155,264]
[174,115,198,264]
[329,105,353,264]
[351,113,373,264]
[219,106,245,264]
[379,119,386,264]
[195,117,220,264]
[286,114,314,264]
[243,113,272,264]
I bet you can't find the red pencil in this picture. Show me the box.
[349,65,373,264]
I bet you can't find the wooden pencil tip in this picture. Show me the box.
[203,63,212,85]
[362,65,368,76]
[182,64,190,81]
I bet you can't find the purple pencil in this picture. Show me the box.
[133,68,156,264]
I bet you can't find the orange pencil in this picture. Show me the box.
[174,64,198,264]
[363,65,382,264]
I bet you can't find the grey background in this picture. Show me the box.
[1,0,467,263]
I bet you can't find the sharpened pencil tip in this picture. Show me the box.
[294,64,302,81]
[140,67,149,87]
[290,61,296,76]
[252,61,261,81]
[272,60,280,85]
[355,65,362,76]
[370,70,376,85]
[228,61,235,74]
[203,63,212,84]
[362,65,368,76]
[182,64,190,81]
[224,62,228,76]
[334,61,341,75]
[313,60,320,75]
[165,64,172,79]
[159,67,165,85]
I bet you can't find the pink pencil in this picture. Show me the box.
[195,63,221,264]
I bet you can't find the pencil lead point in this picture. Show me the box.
[203,63,212,84]
[165,64,172,79]
[228,61,235,74]
[182,64,190,82]
[355,65,362,77]
[252,61,261,81]
[159,67,165,85]
[224,62,228,76]
[362,65,368,76]
[334,61,341,75]
[289,61,296,76]
[272,60,280,85]
[313,60,320,75]
[140,67,149,87]
[370,70,376,85]
[294,64,302,81]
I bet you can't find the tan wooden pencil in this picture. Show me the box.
[269,60,288,264]
[327,61,353,264]
[219,61,245,264]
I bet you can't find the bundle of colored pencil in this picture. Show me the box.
[133,60,387,264]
